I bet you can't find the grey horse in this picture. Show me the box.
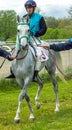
[11,20,62,123]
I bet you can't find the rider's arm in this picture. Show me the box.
[0,48,11,60]
[50,41,72,51]
[34,17,47,37]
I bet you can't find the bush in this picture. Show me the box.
[41,28,72,40]
[6,36,16,42]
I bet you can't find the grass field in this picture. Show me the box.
[0,77,72,130]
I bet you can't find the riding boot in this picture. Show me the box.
[5,73,15,78]
[33,70,38,82]
[5,68,15,79]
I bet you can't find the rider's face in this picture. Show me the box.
[26,7,34,15]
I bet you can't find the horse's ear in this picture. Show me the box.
[26,15,30,23]
[17,15,20,22]
[22,15,30,24]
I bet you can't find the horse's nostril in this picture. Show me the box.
[22,44,28,50]
[26,44,28,47]
[22,46,25,50]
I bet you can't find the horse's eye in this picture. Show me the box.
[28,29,30,32]
[17,29,20,33]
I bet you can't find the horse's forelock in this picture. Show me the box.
[17,23,29,34]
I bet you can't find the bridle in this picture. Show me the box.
[15,22,30,60]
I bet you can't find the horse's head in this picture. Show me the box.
[17,21,30,50]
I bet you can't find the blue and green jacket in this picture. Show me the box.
[23,13,47,37]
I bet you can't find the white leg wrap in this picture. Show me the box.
[30,113,35,120]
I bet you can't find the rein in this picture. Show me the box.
[0,45,12,68]
[48,50,72,79]
[16,49,28,60]
[0,58,6,68]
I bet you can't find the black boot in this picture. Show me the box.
[5,73,15,78]
[33,70,38,82]
[5,68,15,79]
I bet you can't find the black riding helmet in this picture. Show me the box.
[24,0,36,9]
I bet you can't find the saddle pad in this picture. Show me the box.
[29,46,48,62]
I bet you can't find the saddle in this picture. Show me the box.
[29,45,48,62]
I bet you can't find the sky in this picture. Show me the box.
[0,0,72,18]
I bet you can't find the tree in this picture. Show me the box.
[68,6,72,19]
[0,10,17,41]
[46,17,58,28]
[58,18,71,29]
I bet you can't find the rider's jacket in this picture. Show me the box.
[23,13,47,37]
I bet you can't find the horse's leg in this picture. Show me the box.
[35,76,43,109]
[14,79,24,123]
[48,70,60,112]
[45,65,60,112]
[25,93,34,120]
[14,78,34,123]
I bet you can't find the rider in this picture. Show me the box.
[24,0,47,37]
[6,0,47,81]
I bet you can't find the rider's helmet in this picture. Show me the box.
[24,0,37,9]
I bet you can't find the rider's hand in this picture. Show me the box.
[42,44,50,50]
[9,55,16,60]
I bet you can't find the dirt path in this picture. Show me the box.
[0,57,11,78]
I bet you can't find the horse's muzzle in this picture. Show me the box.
[21,44,29,50]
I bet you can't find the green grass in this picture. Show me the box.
[0,78,72,130]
